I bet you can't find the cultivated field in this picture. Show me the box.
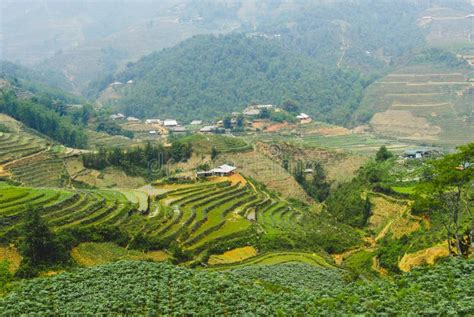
[360,65,474,147]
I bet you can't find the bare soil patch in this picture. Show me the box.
[370,110,441,140]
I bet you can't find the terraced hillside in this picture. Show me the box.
[178,134,252,154]
[4,151,68,187]
[208,251,334,270]
[218,151,311,201]
[0,178,361,264]
[0,131,48,165]
[0,183,135,241]
[86,130,141,149]
[121,180,283,254]
[359,65,474,146]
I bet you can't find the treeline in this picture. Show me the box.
[82,141,192,176]
[325,146,396,227]
[0,91,88,148]
[291,160,331,203]
[101,34,374,125]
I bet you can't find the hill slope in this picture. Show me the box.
[100,34,371,125]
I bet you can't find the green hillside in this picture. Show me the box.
[102,34,372,125]
[0,180,361,257]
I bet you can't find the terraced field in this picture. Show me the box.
[208,251,334,270]
[122,179,308,256]
[5,151,67,187]
[0,132,48,164]
[359,65,474,147]
[0,184,134,240]
[120,181,263,252]
[178,134,252,154]
[86,130,141,149]
[0,179,332,264]
[219,150,311,201]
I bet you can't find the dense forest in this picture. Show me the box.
[0,91,88,148]
[82,141,192,177]
[98,34,374,125]
[256,1,427,72]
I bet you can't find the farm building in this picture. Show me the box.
[145,119,162,124]
[127,116,140,122]
[164,119,178,127]
[110,113,125,120]
[200,125,217,133]
[296,113,312,123]
[243,109,261,116]
[170,126,187,133]
[256,104,273,109]
[197,164,237,178]
[403,148,433,159]
[190,120,203,125]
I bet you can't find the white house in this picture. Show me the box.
[243,109,261,116]
[171,126,187,133]
[145,119,162,124]
[296,113,312,123]
[197,164,237,178]
[127,116,140,122]
[256,104,273,109]
[164,119,178,127]
[110,113,125,120]
[190,120,203,125]
[200,125,217,133]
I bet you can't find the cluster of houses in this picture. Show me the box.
[242,104,312,124]
[108,102,314,137]
[402,148,438,159]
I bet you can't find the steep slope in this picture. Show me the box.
[356,60,474,147]
[100,34,371,125]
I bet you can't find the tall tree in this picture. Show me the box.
[282,99,299,114]
[375,145,393,162]
[17,206,67,277]
[223,116,232,129]
[416,143,473,255]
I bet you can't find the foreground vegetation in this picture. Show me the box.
[1,258,474,315]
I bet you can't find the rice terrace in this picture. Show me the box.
[0,0,473,315]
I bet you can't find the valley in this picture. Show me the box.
[0,0,473,314]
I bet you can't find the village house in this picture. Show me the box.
[256,104,273,109]
[190,120,203,125]
[109,113,125,120]
[196,164,237,178]
[403,148,433,159]
[296,113,312,123]
[145,119,162,125]
[200,125,217,133]
[164,119,178,127]
[170,126,187,133]
[127,116,140,122]
[243,109,261,116]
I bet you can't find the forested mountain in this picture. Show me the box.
[99,34,374,124]
[0,61,77,99]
